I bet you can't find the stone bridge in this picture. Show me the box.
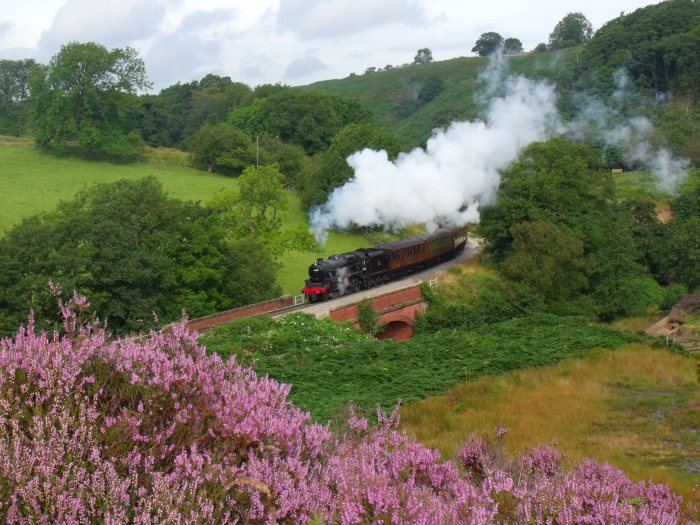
[326,284,427,341]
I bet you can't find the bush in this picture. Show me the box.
[415,274,543,333]
[661,283,689,311]
[594,274,665,321]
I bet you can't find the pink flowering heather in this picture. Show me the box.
[0,291,331,523]
[0,291,693,524]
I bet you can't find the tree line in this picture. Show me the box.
[0,0,697,335]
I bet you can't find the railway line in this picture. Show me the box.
[184,235,482,333]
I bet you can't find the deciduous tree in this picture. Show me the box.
[0,58,40,136]
[548,12,593,49]
[502,221,594,300]
[413,48,433,64]
[30,42,149,161]
[0,177,280,335]
[471,32,504,56]
[188,123,255,175]
[229,89,372,155]
[503,38,523,54]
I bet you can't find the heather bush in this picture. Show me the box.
[0,291,691,523]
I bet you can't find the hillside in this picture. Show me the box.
[304,49,579,149]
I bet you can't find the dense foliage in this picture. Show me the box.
[229,88,372,155]
[0,177,280,336]
[650,176,700,291]
[579,0,700,97]
[138,74,253,149]
[187,123,256,175]
[30,42,149,161]
[203,312,635,422]
[479,138,692,320]
[0,297,688,523]
[0,59,39,136]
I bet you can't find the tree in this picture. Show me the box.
[579,0,699,96]
[548,12,593,49]
[303,123,401,208]
[0,58,40,136]
[502,221,594,301]
[480,138,608,260]
[207,165,314,254]
[413,48,433,65]
[187,123,255,175]
[229,89,372,155]
[471,32,504,56]
[257,136,308,188]
[30,42,149,161]
[0,177,281,336]
[503,38,523,55]
[534,43,548,53]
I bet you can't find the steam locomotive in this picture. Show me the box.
[302,225,468,302]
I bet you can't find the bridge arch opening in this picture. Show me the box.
[376,320,413,341]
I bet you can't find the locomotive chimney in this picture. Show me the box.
[317,258,323,263]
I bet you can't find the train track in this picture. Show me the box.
[183,235,483,333]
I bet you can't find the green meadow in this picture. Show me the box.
[0,143,367,295]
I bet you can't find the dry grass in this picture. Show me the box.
[437,256,495,302]
[142,146,192,167]
[611,312,667,334]
[400,344,700,511]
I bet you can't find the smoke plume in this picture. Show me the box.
[567,69,689,193]
[310,57,562,243]
[309,56,689,243]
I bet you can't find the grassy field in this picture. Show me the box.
[0,144,233,233]
[0,143,367,295]
[399,344,700,513]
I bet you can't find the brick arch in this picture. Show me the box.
[376,315,414,341]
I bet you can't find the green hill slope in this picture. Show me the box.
[304,49,579,148]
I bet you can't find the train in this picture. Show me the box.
[302,225,468,302]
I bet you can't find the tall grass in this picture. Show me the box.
[399,343,700,512]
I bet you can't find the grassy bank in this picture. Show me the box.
[399,343,700,513]
[201,313,637,422]
[0,144,230,234]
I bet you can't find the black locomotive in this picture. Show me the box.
[302,225,468,302]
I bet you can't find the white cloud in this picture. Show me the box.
[146,33,220,88]
[284,55,328,79]
[277,0,427,39]
[38,0,167,58]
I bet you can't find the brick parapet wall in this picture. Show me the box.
[329,285,424,325]
[187,296,294,332]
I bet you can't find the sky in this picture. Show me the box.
[0,0,662,92]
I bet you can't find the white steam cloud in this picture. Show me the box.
[310,58,562,242]
[309,56,689,243]
[568,70,689,194]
